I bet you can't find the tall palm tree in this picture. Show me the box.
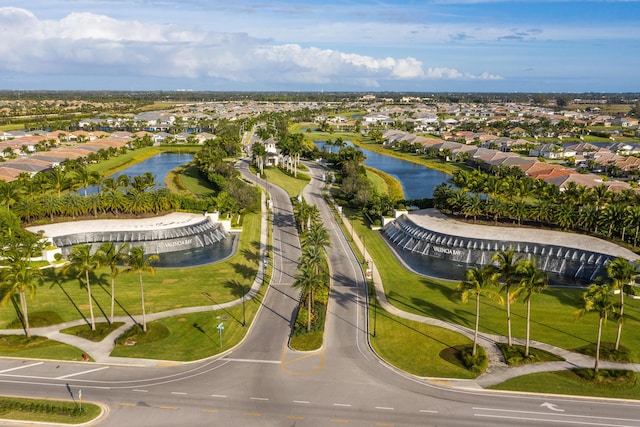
[453,265,502,356]
[301,223,331,255]
[74,165,101,197]
[492,248,523,347]
[575,283,616,372]
[517,258,548,357]
[64,244,101,331]
[97,242,129,324]
[605,257,638,350]
[125,246,159,332]
[292,262,319,332]
[0,257,45,338]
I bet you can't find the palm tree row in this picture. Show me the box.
[1,238,158,336]
[454,249,549,357]
[576,257,639,371]
[292,201,331,332]
[436,170,640,248]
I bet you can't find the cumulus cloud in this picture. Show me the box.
[0,7,500,87]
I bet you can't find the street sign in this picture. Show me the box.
[217,322,224,330]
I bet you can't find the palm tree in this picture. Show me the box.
[0,257,45,338]
[575,283,616,372]
[453,265,503,356]
[605,257,638,350]
[74,165,101,197]
[292,262,319,332]
[64,244,101,331]
[492,248,523,347]
[125,246,159,332]
[97,242,129,324]
[517,258,548,357]
[301,222,331,255]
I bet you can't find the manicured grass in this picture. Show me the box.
[345,208,640,363]
[110,288,264,360]
[0,396,101,424]
[366,167,405,201]
[0,335,89,361]
[169,164,215,197]
[264,166,310,199]
[60,322,125,342]
[0,209,261,330]
[368,296,479,379]
[497,343,565,366]
[490,369,640,399]
[87,145,200,176]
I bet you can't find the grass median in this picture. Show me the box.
[0,396,101,425]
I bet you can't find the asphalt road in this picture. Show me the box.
[1,160,640,426]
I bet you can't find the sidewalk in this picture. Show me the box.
[0,191,270,367]
[334,199,640,389]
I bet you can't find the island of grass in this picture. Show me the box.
[0,396,101,425]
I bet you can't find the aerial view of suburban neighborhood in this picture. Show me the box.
[1,1,640,426]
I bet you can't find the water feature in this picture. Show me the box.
[315,141,449,199]
[67,152,237,268]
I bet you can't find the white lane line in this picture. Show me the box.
[375,406,394,410]
[250,397,269,401]
[222,358,280,364]
[475,414,631,426]
[419,410,438,413]
[55,366,109,379]
[133,389,148,393]
[171,392,187,395]
[473,407,640,423]
[211,394,227,398]
[333,403,352,407]
[293,400,310,404]
[0,362,44,374]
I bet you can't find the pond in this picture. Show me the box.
[315,141,450,199]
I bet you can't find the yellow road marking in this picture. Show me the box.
[159,406,177,410]
[201,409,219,413]
[286,415,304,420]
[118,403,136,407]
[245,413,261,417]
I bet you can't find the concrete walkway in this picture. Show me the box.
[328,189,640,389]
[3,174,640,388]
[0,191,269,367]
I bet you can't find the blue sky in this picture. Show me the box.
[0,0,638,92]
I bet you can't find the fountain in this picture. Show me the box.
[381,210,638,284]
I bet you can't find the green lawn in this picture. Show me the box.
[346,208,640,363]
[1,209,262,330]
[264,167,310,199]
[490,370,640,399]
[0,396,101,425]
[0,335,88,361]
[110,289,263,360]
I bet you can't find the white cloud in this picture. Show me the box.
[0,7,500,88]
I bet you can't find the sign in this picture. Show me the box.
[217,322,224,331]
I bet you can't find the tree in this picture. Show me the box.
[605,257,638,350]
[64,244,101,331]
[517,258,548,357]
[125,246,159,332]
[453,265,503,356]
[0,255,45,338]
[74,165,101,197]
[97,242,129,324]
[251,143,267,174]
[575,283,616,372]
[292,262,319,332]
[492,248,524,347]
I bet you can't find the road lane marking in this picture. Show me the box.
[222,358,280,364]
[375,407,394,410]
[245,413,261,417]
[55,366,109,379]
[133,389,148,393]
[171,392,187,395]
[201,409,218,413]
[119,403,136,407]
[293,400,310,404]
[473,407,640,423]
[250,397,269,401]
[159,406,177,410]
[0,362,44,373]
[419,410,438,413]
[475,413,631,426]
[287,416,304,420]
[333,403,352,407]
[211,394,227,398]
[376,423,394,426]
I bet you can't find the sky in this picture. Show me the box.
[0,0,638,93]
